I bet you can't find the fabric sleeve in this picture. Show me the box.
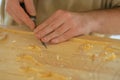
[111,0,120,8]
[101,0,120,9]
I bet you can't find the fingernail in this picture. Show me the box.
[29,10,36,16]
[51,39,58,43]
[29,21,35,30]
[42,38,48,42]
[31,12,36,16]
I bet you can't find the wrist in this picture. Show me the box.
[81,11,102,34]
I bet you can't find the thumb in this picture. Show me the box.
[24,0,36,16]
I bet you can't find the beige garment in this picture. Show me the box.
[35,0,100,25]
[34,0,120,25]
[0,0,120,25]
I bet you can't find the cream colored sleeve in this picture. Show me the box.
[101,0,120,9]
[111,0,120,8]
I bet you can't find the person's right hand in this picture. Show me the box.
[6,0,36,30]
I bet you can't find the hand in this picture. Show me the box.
[34,10,96,44]
[6,0,36,29]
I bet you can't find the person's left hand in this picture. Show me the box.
[34,10,96,44]
[6,0,36,30]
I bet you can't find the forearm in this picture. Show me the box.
[84,8,120,34]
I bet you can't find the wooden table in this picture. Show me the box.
[0,26,120,80]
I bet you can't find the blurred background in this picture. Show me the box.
[0,0,2,23]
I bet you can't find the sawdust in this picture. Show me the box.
[0,32,7,40]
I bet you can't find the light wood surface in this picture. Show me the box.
[0,26,120,80]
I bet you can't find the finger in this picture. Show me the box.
[41,23,71,42]
[6,0,35,29]
[7,8,23,24]
[51,29,75,43]
[24,0,36,16]
[36,17,65,39]
[35,12,70,39]
[34,10,64,33]
[15,5,35,29]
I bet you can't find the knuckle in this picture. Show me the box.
[63,11,72,19]
[56,9,64,14]
[46,32,58,40]
[51,23,58,29]
[52,32,58,37]
[46,36,53,41]
[55,29,62,35]
[45,28,52,33]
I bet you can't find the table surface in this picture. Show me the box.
[0,26,120,80]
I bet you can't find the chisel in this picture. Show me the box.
[20,3,47,48]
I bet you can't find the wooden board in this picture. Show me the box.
[0,26,120,80]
